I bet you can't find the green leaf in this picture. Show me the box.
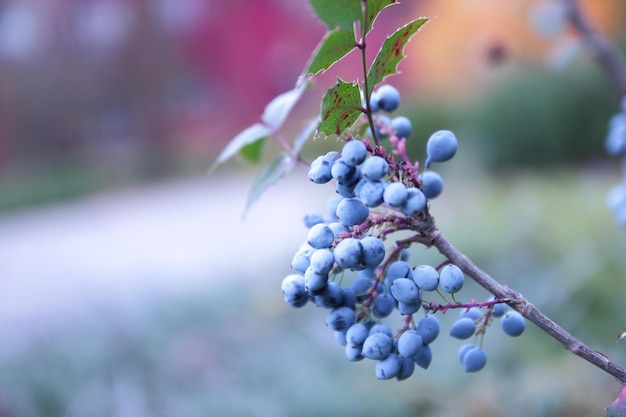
[294,116,321,156]
[318,78,362,137]
[309,0,361,31]
[305,28,357,75]
[367,17,429,89]
[209,123,271,173]
[261,80,307,131]
[244,152,295,216]
[239,137,265,163]
[363,0,398,34]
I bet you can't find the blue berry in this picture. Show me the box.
[346,323,369,347]
[376,353,402,379]
[368,323,394,338]
[331,158,358,185]
[325,306,356,332]
[303,212,325,228]
[307,223,334,249]
[383,182,408,207]
[425,130,458,168]
[416,315,440,345]
[309,248,335,275]
[396,356,416,381]
[361,156,389,181]
[412,264,439,291]
[462,347,487,372]
[439,264,464,294]
[490,301,508,318]
[401,187,426,216]
[386,260,412,281]
[420,170,444,199]
[391,116,412,138]
[308,155,334,184]
[372,293,395,318]
[449,317,476,340]
[398,300,422,315]
[606,113,626,156]
[314,282,345,309]
[281,274,309,308]
[412,343,432,369]
[342,140,368,166]
[459,307,482,321]
[345,344,364,361]
[501,311,526,337]
[351,275,373,301]
[335,330,347,346]
[362,333,393,360]
[304,267,328,293]
[359,235,386,268]
[356,179,385,207]
[291,244,315,273]
[390,278,421,304]
[336,197,369,227]
[457,343,474,363]
[373,84,401,113]
[398,330,423,358]
[333,237,364,270]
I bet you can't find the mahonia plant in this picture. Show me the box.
[212,0,626,413]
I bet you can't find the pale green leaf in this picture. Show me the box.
[261,81,307,131]
[244,152,295,216]
[209,123,271,173]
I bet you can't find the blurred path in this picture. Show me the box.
[0,171,328,344]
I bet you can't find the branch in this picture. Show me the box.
[429,229,626,384]
[561,0,626,95]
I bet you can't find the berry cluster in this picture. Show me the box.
[605,97,626,226]
[281,84,522,380]
[448,303,525,372]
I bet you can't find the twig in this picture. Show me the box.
[429,229,626,384]
[561,0,626,95]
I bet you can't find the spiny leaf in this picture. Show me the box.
[209,123,271,173]
[367,17,429,89]
[363,0,398,34]
[318,78,362,137]
[305,28,357,75]
[244,152,295,217]
[309,0,361,31]
[240,138,266,163]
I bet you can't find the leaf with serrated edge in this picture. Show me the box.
[244,152,295,216]
[305,28,357,76]
[209,123,271,173]
[367,18,428,89]
[261,81,307,131]
[363,0,398,34]
[318,78,362,137]
[309,0,361,31]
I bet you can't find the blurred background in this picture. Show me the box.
[1,0,626,416]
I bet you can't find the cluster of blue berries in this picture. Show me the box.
[449,303,526,372]
[281,83,521,379]
[605,98,626,227]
